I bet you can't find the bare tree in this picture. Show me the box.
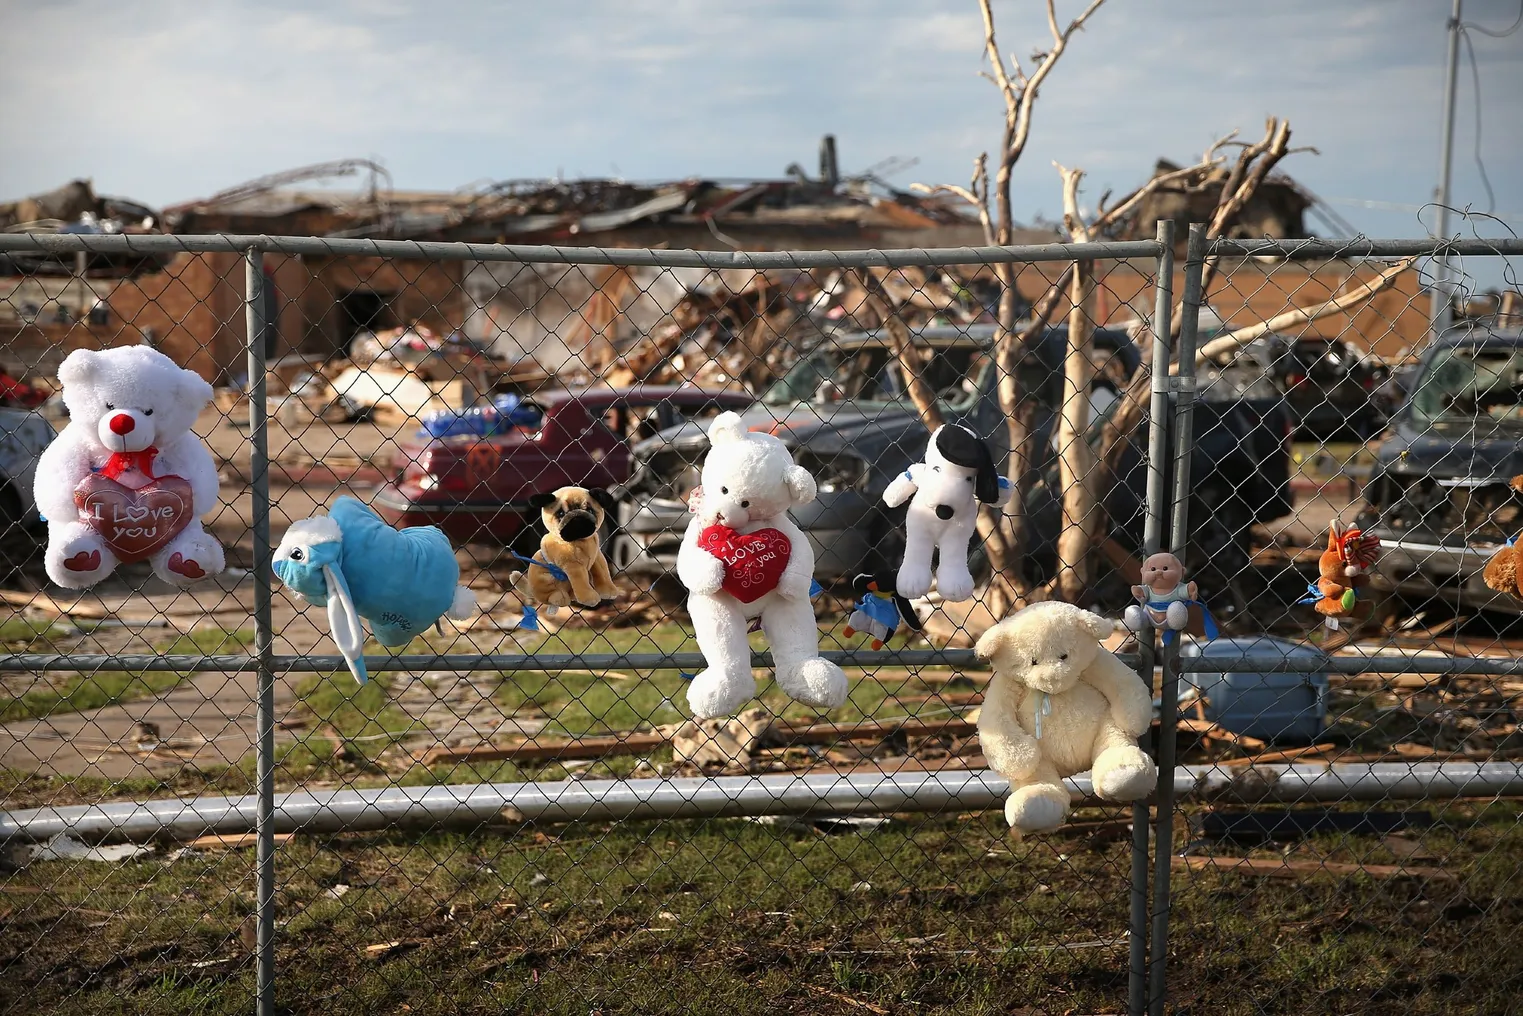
[910,0,1106,614]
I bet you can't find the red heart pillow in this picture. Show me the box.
[696,524,792,603]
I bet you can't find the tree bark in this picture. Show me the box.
[1054,260,1097,602]
[861,279,945,432]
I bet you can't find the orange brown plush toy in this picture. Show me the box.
[1303,520,1381,630]
[1481,475,1523,602]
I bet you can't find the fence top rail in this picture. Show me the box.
[1208,236,1523,258]
[4,650,1523,676]
[0,231,1163,268]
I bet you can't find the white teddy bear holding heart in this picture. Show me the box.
[677,411,848,719]
[34,346,225,590]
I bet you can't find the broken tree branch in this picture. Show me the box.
[861,280,945,432]
[1193,257,1417,366]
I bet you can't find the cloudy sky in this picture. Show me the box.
[2,0,1520,261]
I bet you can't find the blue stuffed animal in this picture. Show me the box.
[273,496,476,684]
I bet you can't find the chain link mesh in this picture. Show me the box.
[0,230,1520,1015]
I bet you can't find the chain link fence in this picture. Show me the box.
[0,227,1520,1015]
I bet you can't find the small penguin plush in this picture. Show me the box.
[273,496,476,683]
[882,424,1012,602]
[842,572,920,649]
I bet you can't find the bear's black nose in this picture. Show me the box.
[935,504,954,520]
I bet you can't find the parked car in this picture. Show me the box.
[615,324,1293,599]
[0,407,56,573]
[1225,334,1385,442]
[1357,325,1523,612]
[1371,359,1423,419]
[373,385,753,546]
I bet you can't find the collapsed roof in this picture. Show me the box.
[0,179,171,278]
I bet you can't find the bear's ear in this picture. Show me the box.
[1079,610,1116,640]
[179,367,214,408]
[528,491,558,510]
[589,487,617,511]
[974,619,1016,663]
[57,349,98,388]
[784,463,817,505]
[708,412,746,446]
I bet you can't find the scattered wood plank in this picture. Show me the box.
[1174,717,1268,752]
[895,691,984,708]
[185,833,294,851]
[419,732,669,768]
[774,717,977,744]
[1173,855,1456,881]
[1218,744,1338,767]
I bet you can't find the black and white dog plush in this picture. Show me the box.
[882,425,1012,602]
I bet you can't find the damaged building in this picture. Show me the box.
[2,143,990,384]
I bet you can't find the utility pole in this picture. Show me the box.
[1430,0,1462,341]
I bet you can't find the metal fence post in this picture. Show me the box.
[245,248,276,1016]
[1129,219,1175,1016]
[1147,222,1207,1016]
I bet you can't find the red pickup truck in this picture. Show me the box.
[373,385,752,546]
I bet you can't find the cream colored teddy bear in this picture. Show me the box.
[974,601,1157,835]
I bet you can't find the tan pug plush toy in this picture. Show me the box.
[510,486,618,614]
[975,601,1157,836]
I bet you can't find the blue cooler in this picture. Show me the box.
[1178,636,1329,744]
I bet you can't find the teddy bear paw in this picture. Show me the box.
[154,531,224,587]
[685,668,758,720]
[782,657,848,710]
[1005,785,1070,834]
[47,527,116,589]
[1092,746,1158,802]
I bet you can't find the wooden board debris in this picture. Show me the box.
[418,732,668,768]
[185,833,294,851]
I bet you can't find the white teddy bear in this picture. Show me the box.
[677,411,848,719]
[974,601,1157,835]
[35,346,225,590]
[882,424,1011,602]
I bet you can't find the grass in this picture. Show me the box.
[2,618,1521,1013]
[0,628,255,723]
[0,800,1519,1015]
[269,620,976,787]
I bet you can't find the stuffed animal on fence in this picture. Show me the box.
[1300,521,1380,630]
[508,486,619,615]
[273,496,476,684]
[34,346,225,590]
[1482,476,1523,603]
[842,572,920,650]
[975,601,1157,836]
[882,424,1011,602]
[677,411,847,719]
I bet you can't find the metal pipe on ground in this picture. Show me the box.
[4,763,1519,844]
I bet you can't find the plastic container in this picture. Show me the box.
[420,395,541,439]
[1178,635,1329,744]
